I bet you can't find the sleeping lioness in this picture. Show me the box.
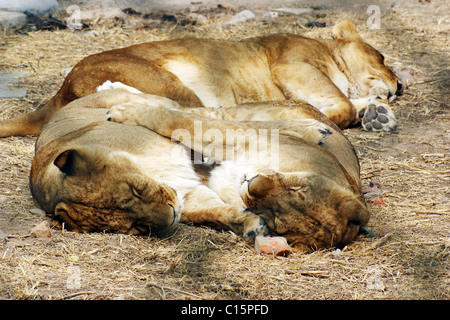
[30,82,369,252]
[0,19,402,138]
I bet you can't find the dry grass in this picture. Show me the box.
[0,0,449,300]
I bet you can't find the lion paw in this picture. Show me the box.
[300,119,332,145]
[358,98,397,132]
[243,214,270,240]
[281,119,332,146]
[97,80,143,94]
[317,126,332,145]
[106,103,140,125]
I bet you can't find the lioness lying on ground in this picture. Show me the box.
[31,83,369,252]
[0,19,402,138]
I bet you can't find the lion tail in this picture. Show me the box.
[0,95,62,138]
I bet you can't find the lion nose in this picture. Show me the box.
[246,174,259,190]
[395,80,404,96]
[168,203,181,225]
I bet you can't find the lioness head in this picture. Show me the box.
[332,19,403,100]
[240,169,369,252]
[31,144,180,235]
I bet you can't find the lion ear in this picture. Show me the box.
[54,149,93,176]
[332,19,362,41]
[247,172,279,198]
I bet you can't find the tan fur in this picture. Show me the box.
[105,85,369,251]
[0,19,402,138]
[29,86,369,250]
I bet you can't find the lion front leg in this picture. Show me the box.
[107,101,334,162]
[107,102,260,159]
[271,63,398,132]
[182,185,269,240]
[270,62,357,129]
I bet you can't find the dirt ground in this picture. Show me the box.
[0,0,448,300]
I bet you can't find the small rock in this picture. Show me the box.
[273,8,314,16]
[331,248,345,259]
[187,13,208,25]
[0,230,7,242]
[311,5,327,10]
[396,70,414,86]
[259,11,279,24]
[0,72,29,99]
[373,197,386,206]
[255,236,292,256]
[306,20,328,28]
[68,255,79,262]
[404,268,414,274]
[160,14,177,23]
[29,207,46,216]
[31,220,51,238]
[0,11,27,29]
[0,0,59,14]
[222,10,255,27]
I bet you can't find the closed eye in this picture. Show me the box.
[131,187,142,199]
